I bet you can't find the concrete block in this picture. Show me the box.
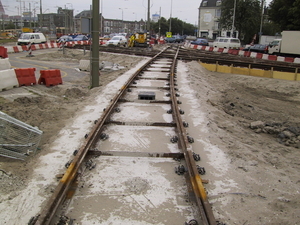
[0,69,19,91]
[79,59,90,71]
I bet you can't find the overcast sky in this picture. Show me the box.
[3,0,271,25]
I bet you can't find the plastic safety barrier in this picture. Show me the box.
[0,58,11,70]
[0,69,19,91]
[0,46,8,58]
[14,68,37,86]
[38,69,63,87]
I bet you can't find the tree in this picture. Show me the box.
[151,17,196,36]
[219,0,261,44]
[268,0,300,30]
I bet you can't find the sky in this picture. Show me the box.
[3,0,271,25]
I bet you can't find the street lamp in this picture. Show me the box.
[16,0,23,31]
[119,8,123,32]
[132,12,137,32]
[119,8,127,33]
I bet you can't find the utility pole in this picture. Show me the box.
[169,0,172,32]
[158,7,161,37]
[29,3,31,29]
[231,0,236,37]
[39,0,42,31]
[147,0,150,32]
[90,0,99,88]
[259,0,264,43]
[16,0,23,31]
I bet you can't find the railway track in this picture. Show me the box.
[72,44,300,73]
[30,46,218,225]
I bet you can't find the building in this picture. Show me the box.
[103,18,146,35]
[74,10,146,36]
[152,14,160,23]
[38,7,74,35]
[198,0,237,39]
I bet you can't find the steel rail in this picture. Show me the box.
[169,47,216,225]
[73,45,300,73]
[34,46,170,225]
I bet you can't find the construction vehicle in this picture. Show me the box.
[128,32,148,47]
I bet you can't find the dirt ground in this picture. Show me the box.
[0,47,300,224]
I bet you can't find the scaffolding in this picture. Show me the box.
[0,111,43,160]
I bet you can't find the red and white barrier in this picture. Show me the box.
[186,42,300,64]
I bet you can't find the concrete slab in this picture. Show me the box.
[65,157,194,224]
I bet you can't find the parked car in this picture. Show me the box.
[106,35,127,46]
[73,35,89,41]
[213,37,241,49]
[242,44,268,54]
[57,35,73,43]
[100,35,111,40]
[190,38,209,46]
[173,35,184,43]
[164,36,176,43]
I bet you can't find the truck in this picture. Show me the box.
[259,35,277,45]
[268,31,300,57]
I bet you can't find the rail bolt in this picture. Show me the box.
[197,165,206,175]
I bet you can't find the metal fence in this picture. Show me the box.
[0,111,43,160]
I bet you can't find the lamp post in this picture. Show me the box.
[16,0,23,31]
[119,8,123,32]
[132,12,137,32]
[119,8,127,33]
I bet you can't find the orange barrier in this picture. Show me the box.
[12,46,20,53]
[243,51,251,57]
[217,48,224,53]
[38,69,63,87]
[21,45,28,51]
[268,55,277,61]
[31,45,37,51]
[0,46,8,58]
[256,53,263,59]
[285,57,294,63]
[14,68,37,86]
[228,49,239,55]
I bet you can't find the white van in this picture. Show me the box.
[17,33,47,45]
[213,37,241,49]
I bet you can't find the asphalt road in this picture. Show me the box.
[7,48,88,83]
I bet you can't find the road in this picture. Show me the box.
[7,48,88,83]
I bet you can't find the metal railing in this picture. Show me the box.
[0,111,43,160]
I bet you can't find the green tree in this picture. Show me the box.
[219,0,261,44]
[269,0,300,30]
[151,17,196,36]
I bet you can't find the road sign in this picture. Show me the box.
[166,32,172,38]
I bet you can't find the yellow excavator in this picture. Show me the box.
[128,32,148,47]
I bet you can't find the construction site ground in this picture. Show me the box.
[0,46,300,225]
